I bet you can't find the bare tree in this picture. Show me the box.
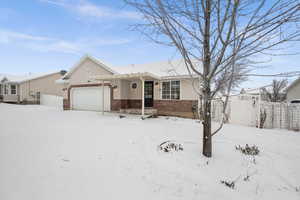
[125,0,300,157]
[261,79,288,102]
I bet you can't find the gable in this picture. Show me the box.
[64,56,116,78]
[68,57,115,85]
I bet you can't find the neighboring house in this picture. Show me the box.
[0,72,65,103]
[56,55,201,118]
[230,85,274,102]
[286,77,300,102]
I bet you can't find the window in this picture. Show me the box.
[10,85,16,95]
[4,85,8,95]
[162,80,180,100]
[0,85,2,95]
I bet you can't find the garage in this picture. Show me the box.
[40,94,63,109]
[71,86,111,111]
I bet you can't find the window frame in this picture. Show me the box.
[161,80,181,100]
[4,85,8,95]
[10,84,17,95]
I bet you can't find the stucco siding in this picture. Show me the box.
[287,81,300,101]
[68,59,113,85]
[179,79,199,100]
[20,73,63,102]
[129,80,142,99]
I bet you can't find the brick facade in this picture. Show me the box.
[63,99,70,110]
[65,83,198,118]
[154,100,198,118]
[111,99,142,111]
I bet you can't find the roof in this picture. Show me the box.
[62,55,117,79]
[93,72,160,81]
[110,59,202,77]
[286,77,300,91]
[239,84,273,95]
[56,55,202,84]
[1,72,61,84]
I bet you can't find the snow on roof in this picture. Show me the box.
[57,55,202,83]
[111,59,202,77]
[1,72,60,84]
[240,84,273,94]
[286,77,300,91]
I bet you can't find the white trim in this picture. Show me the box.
[10,84,17,95]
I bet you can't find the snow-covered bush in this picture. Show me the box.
[220,180,235,189]
[235,144,260,156]
[159,141,183,152]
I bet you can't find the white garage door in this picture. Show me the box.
[71,87,111,111]
[40,94,63,109]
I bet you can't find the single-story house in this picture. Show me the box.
[229,86,272,102]
[56,55,201,118]
[286,77,300,102]
[0,72,65,103]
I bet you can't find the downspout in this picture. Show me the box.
[141,77,145,117]
[102,80,104,115]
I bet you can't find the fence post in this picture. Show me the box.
[271,104,274,129]
[279,103,282,129]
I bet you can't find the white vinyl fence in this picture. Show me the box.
[211,99,300,131]
[40,94,63,109]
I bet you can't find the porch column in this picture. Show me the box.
[141,78,145,117]
[102,80,104,115]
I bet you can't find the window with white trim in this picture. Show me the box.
[10,85,16,95]
[162,80,180,100]
[4,85,8,95]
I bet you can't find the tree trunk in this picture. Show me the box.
[202,82,212,157]
[202,0,212,158]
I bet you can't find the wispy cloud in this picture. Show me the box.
[39,0,140,20]
[0,29,51,43]
[0,29,131,54]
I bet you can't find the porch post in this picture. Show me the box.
[102,80,104,115]
[141,78,145,117]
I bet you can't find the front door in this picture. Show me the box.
[144,81,154,107]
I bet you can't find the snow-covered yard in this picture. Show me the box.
[0,103,299,200]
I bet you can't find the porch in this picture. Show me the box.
[93,72,160,116]
[3,95,19,103]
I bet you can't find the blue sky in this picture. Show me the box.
[0,0,299,88]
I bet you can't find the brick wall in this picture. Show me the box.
[63,99,70,110]
[111,99,142,111]
[154,100,198,118]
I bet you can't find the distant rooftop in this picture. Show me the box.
[0,72,61,83]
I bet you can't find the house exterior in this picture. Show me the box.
[230,85,277,102]
[286,77,300,102]
[57,55,201,118]
[0,72,65,104]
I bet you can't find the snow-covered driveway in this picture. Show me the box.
[0,103,299,200]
